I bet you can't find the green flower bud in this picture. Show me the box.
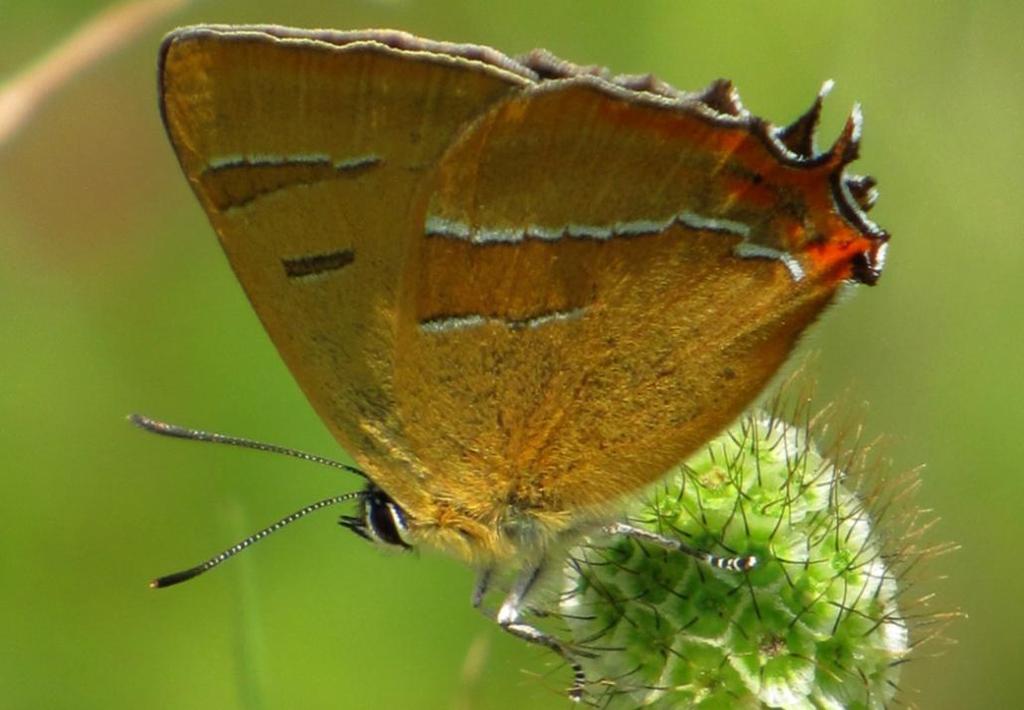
[561,412,912,708]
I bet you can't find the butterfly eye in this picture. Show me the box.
[363,488,414,549]
[339,486,414,550]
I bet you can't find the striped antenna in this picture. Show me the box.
[150,491,365,588]
[129,414,367,479]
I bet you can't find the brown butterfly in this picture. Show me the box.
[140,25,887,699]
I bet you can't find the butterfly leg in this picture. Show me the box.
[473,563,588,702]
[471,566,493,609]
[606,521,757,572]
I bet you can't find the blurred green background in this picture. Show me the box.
[2,1,1019,708]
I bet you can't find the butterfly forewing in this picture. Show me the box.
[159,27,529,512]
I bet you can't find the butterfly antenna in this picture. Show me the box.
[128,413,367,479]
[131,414,371,588]
[150,491,366,588]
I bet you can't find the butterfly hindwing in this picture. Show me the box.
[392,80,851,513]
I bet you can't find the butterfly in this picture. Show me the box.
[143,24,887,699]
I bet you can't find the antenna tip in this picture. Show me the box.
[150,567,202,588]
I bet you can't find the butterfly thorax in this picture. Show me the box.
[398,482,594,563]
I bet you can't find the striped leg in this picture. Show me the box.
[606,521,757,572]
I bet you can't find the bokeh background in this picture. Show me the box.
[2,1,1019,708]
